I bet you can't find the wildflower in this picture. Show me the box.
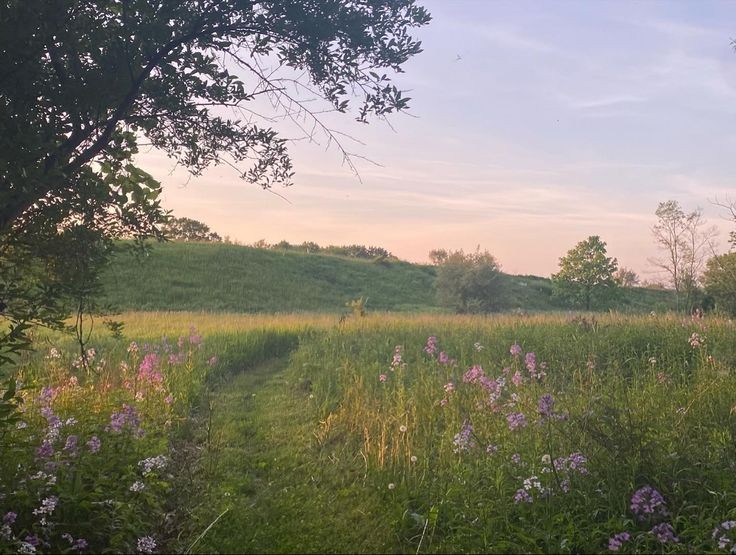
[513,489,532,503]
[388,483,396,490]
[439,398,448,407]
[689,332,704,348]
[510,343,522,356]
[3,512,17,525]
[87,436,101,453]
[443,382,455,393]
[538,394,555,418]
[130,481,145,492]
[474,342,484,352]
[189,326,203,346]
[452,420,475,453]
[73,539,88,551]
[423,336,438,356]
[586,358,596,371]
[86,348,96,361]
[567,452,588,474]
[399,425,408,433]
[630,486,668,519]
[410,456,418,463]
[138,455,168,475]
[608,532,631,552]
[36,440,54,459]
[523,475,542,492]
[379,374,387,383]
[164,395,174,405]
[651,522,679,544]
[127,341,139,354]
[649,357,657,365]
[32,496,58,516]
[207,355,218,366]
[390,346,402,367]
[64,435,78,454]
[438,351,450,365]
[1,525,12,540]
[506,412,527,431]
[486,444,498,455]
[656,372,668,384]
[16,421,27,429]
[137,536,157,554]
[18,542,37,555]
[511,370,523,387]
[525,352,536,373]
[39,387,55,404]
[511,453,522,464]
[46,348,61,359]
[463,365,484,383]
[541,454,551,465]
[712,521,736,550]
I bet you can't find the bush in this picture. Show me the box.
[435,249,504,313]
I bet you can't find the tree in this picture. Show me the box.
[649,200,717,311]
[614,267,640,288]
[552,236,618,311]
[435,249,504,313]
[162,217,222,242]
[428,249,448,265]
[703,253,736,315]
[0,1,431,367]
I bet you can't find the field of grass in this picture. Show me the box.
[100,242,677,314]
[4,311,733,554]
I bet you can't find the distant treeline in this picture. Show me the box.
[249,239,394,260]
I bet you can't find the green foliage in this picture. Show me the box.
[703,253,736,315]
[552,236,618,310]
[0,0,431,370]
[435,249,504,313]
[162,217,222,242]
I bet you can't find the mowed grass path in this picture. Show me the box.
[192,357,401,554]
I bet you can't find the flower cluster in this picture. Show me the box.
[607,532,630,551]
[453,421,475,453]
[713,520,736,550]
[630,486,668,519]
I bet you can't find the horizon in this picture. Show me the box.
[138,0,736,279]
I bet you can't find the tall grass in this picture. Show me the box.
[288,313,736,553]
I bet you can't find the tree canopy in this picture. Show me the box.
[162,217,222,242]
[435,249,504,314]
[552,236,618,311]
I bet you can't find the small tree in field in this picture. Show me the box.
[552,236,618,310]
[615,267,640,288]
[435,249,504,313]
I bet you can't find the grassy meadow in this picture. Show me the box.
[3,310,736,553]
[99,242,677,313]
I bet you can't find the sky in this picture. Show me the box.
[138,0,736,278]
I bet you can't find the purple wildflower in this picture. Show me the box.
[63,435,78,454]
[86,435,101,453]
[463,365,484,383]
[73,539,88,551]
[438,351,450,365]
[452,420,475,453]
[511,453,522,464]
[510,343,522,356]
[511,370,523,387]
[25,535,40,547]
[538,394,555,418]
[137,536,157,554]
[712,521,736,550]
[525,352,537,376]
[513,489,532,504]
[189,326,203,346]
[608,532,631,552]
[651,522,679,544]
[630,486,668,519]
[567,452,588,474]
[3,512,16,525]
[424,336,438,356]
[506,412,527,431]
[486,444,498,455]
[32,496,58,516]
[36,440,54,459]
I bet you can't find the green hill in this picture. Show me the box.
[101,242,676,313]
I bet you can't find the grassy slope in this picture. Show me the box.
[101,242,676,313]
